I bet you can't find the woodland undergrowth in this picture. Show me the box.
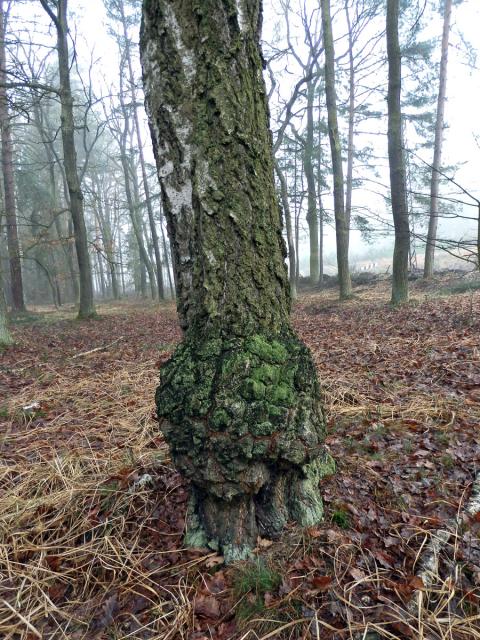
[0,280,479,639]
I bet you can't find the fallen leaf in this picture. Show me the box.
[194,595,221,619]
[310,575,333,591]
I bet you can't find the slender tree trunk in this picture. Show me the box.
[40,0,96,318]
[304,80,319,285]
[345,0,355,230]
[387,0,409,304]
[0,262,12,346]
[159,207,174,297]
[275,160,297,299]
[32,102,79,303]
[141,0,332,563]
[96,247,106,298]
[117,224,126,296]
[424,0,452,279]
[139,257,147,298]
[0,0,25,312]
[294,146,300,285]
[118,74,157,300]
[129,152,157,299]
[119,1,165,300]
[66,217,79,302]
[93,178,120,299]
[321,0,352,300]
[317,92,324,286]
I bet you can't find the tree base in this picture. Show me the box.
[156,330,332,562]
[184,453,335,563]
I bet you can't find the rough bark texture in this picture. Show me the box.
[387,0,409,305]
[321,0,352,300]
[0,0,25,312]
[141,0,331,562]
[423,0,452,279]
[40,0,96,318]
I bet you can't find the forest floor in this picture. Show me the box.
[1,275,479,639]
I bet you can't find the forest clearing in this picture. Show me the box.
[1,277,479,639]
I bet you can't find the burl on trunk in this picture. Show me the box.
[141,0,333,563]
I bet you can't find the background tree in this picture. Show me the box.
[321,0,352,299]
[38,0,96,318]
[0,0,25,312]
[141,0,333,562]
[0,258,12,345]
[387,0,409,304]
[423,0,453,279]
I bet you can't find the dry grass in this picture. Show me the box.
[0,316,209,639]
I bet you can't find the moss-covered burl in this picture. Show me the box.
[141,0,333,562]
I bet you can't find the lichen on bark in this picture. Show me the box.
[141,0,333,562]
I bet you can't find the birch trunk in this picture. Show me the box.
[141,0,332,562]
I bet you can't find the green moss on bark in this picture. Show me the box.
[156,329,329,561]
[142,0,332,562]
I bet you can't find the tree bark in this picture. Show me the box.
[40,0,96,318]
[0,0,25,312]
[141,0,332,562]
[423,0,452,279]
[321,0,352,300]
[387,0,409,305]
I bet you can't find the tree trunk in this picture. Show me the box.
[93,178,120,299]
[40,0,96,318]
[159,206,174,297]
[32,101,79,303]
[0,261,12,346]
[304,80,319,285]
[118,72,157,300]
[423,0,452,279]
[345,0,355,230]
[317,91,324,286]
[294,145,300,285]
[0,0,25,312]
[141,0,332,563]
[117,223,126,296]
[275,160,297,299]
[321,0,352,300]
[387,0,409,305]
